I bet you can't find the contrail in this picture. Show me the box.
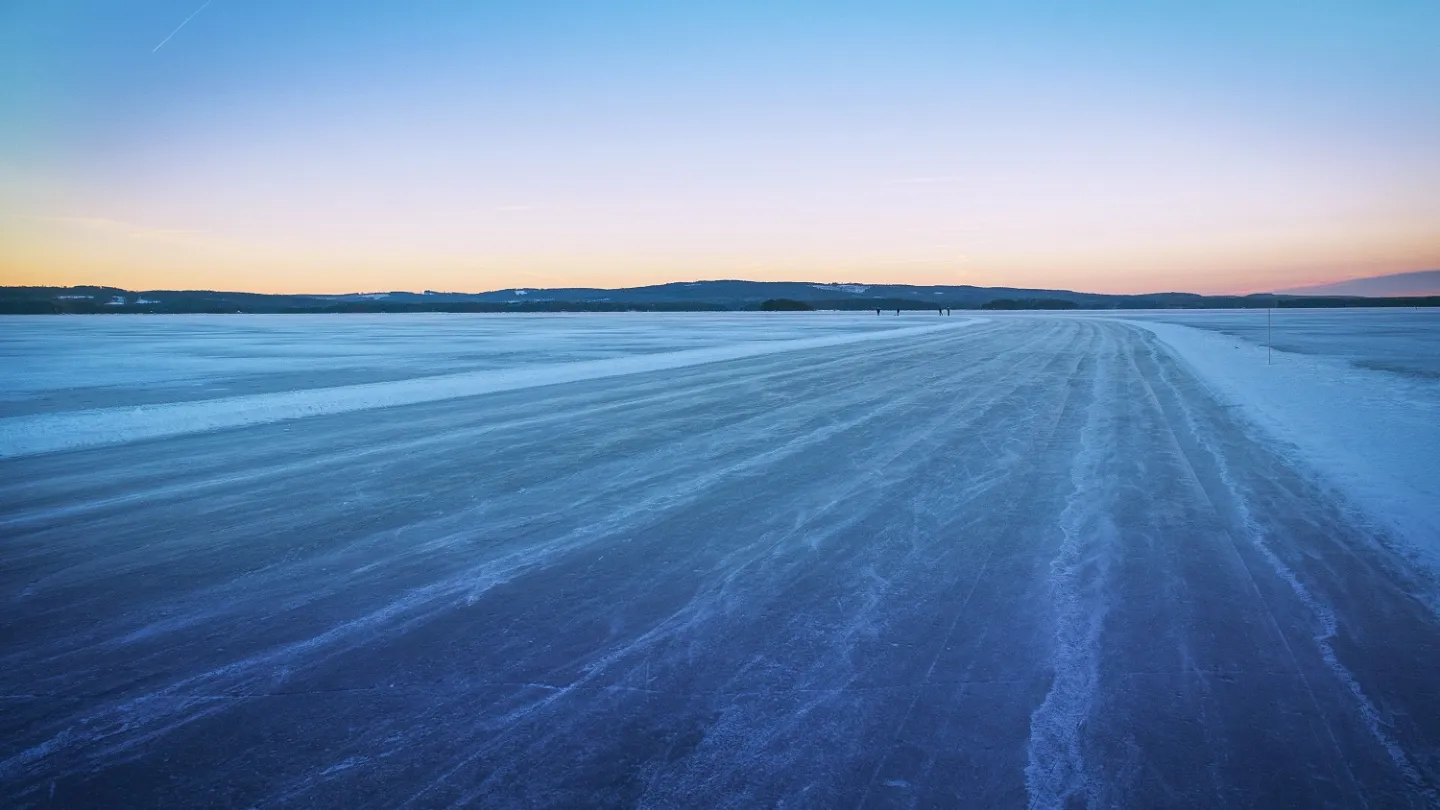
[152,0,212,53]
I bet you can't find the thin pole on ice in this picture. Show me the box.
[1267,292,1280,366]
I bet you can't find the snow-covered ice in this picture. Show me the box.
[0,317,968,458]
[1,310,1438,808]
[1121,314,1440,578]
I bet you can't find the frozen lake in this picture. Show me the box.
[2,311,1439,807]
[1101,307,1440,378]
[0,313,917,417]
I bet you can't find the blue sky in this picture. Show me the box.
[2,1,1438,293]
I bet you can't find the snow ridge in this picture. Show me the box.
[1025,335,1113,809]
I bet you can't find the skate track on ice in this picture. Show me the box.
[2,315,1438,808]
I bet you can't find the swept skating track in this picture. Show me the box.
[2,316,1437,807]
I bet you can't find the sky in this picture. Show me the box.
[1,1,1438,295]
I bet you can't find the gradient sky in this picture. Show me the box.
[2,1,1438,294]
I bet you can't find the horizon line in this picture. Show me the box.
[6,268,1438,300]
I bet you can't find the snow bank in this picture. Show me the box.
[0,320,975,459]
[1132,319,1440,555]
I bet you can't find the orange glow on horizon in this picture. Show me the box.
[4,3,1437,298]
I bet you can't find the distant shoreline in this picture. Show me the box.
[4,283,1438,315]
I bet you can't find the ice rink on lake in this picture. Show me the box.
[2,310,1438,807]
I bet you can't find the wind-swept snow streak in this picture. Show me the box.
[1123,318,1440,590]
[1025,332,1114,810]
[0,351,978,784]
[1139,330,1437,803]
[0,321,972,459]
[5,315,1440,807]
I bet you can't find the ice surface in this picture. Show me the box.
[2,311,1438,808]
[1120,315,1440,570]
[0,313,920,417]
[0,316,969,458]
[1107,307,1440,378]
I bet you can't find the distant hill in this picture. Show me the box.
[1281,270,1440,297]
[3,280,1438,314]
